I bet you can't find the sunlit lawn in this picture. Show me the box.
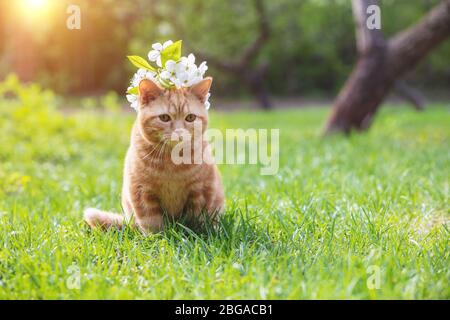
[0,84,448,299]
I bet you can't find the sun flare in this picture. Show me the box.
[17,0,54,23]
[25,0,47,9]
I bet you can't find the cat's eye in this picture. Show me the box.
[159,114,171,122]
[185,114,197,122]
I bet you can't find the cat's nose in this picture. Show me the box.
[173,128,186,135]
[172,128,189,139]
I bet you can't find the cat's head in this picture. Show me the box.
[136,78,212,145]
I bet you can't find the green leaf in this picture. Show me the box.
[127,56,156,72]
[127,86,139,95]
[160,40,182,68]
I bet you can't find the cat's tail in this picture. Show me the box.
[83,208,124,230]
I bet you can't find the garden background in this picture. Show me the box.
[0,0,448,299]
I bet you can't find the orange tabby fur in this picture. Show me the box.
[84,77,224,233]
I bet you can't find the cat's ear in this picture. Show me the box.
[190,77,212,103]
[139,79,163,106]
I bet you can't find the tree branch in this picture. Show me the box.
[239,0,270,67]
[324,0,450,134]
[387,0,450,76]
[193,0,270,72]
[159,0,273,108]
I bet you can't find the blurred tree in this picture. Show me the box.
[193,0,272,109]
[192,0,272,110]
[325,0,450,134]
[1,0,449,104]
[117,0,450,106]
[129,0,275,109]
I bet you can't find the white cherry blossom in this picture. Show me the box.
[147,40,174,67]
[204,92,211,110]
[131,68,156,88]
[129,42,212,111]
[126,91,139,111]
[198,61,208,76]
[159,60,177,80]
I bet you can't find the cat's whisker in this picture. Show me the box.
[142,140,164,160]
[157,140,169,162]
[148,139,166,163]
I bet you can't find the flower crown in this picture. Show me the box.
[126,40,210,111]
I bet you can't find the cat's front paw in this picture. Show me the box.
[136,215,163,234]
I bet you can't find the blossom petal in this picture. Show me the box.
[198,61,208,74]
[177,71,189,82]
[187,53,196,65]
[160,70,171,80]
[165,60,177,72]
[163,40,173,49]
[152,43,163,51]
[126,94,135,103]
[148,50,160,61]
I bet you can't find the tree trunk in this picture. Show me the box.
[247,76,272,110]
[243,65,271,110]
[325,0,450,134]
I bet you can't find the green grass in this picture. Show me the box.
[0,92,449,298]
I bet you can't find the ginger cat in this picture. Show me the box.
[84,77,224,233]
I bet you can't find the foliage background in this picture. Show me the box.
[0,0,449,100]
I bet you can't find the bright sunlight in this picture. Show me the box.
[24,0,47,9]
